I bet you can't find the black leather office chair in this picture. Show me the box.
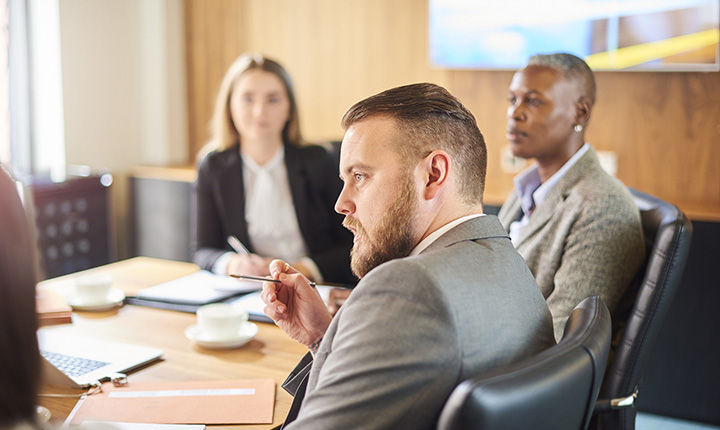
[593,189,692,430]
[437,296,611,430]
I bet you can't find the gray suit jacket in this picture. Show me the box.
[498,147,645,340]
[284,215,555,430]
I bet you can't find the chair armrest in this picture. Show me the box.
[594,386,638,414]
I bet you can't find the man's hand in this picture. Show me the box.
[261,260,332,350]
[227,253,273,277]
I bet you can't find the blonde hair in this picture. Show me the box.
[200,53,302,160]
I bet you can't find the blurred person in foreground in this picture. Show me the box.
[499,52,645,341]
[261,83,556,429]
[192,52,355,286]
[0,165,48,430]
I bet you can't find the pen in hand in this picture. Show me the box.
[227,236,250,255]
[230,273,316,288]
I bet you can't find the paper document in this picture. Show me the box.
[68,379,275,425]
[135,271,260,305]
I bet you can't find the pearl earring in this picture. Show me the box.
[574,124,583,133]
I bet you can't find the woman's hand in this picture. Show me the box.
[227,253,274,277]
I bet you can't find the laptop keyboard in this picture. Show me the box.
[41,350,110,377]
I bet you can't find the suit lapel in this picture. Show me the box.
[512,148,598,247]
[513,188,559,247]
[279,352,314,429]
[217,149,252,250]
[498,192,522,229]
[285,144,311,238]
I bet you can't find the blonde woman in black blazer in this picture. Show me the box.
[192,53,355,286]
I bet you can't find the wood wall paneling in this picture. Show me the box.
[590,72,720,207]
[183,0,720,220]
[184,0,245,161]
[185,0,448,156]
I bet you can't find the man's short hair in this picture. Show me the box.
[528,53,596,105]
[341,83,487,205]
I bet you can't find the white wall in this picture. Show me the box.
[59,0,187,170]
[57,0,188,258]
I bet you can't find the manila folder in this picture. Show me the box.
[69,379,275,425]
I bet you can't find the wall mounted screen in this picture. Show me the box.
[429,0,719,71]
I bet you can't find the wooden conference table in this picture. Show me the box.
[37,257,308,429]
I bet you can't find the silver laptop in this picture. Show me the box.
[38,330,163,388]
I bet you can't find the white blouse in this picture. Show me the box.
[241,146,308,263]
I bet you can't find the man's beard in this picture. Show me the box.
[343,178,418,279]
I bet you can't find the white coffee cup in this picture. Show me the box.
[74,273,113,304]
[196,303,248,341]
[36,406,51,423]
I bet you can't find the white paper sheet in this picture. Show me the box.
[136,271,260,305]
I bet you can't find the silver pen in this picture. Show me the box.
[227,235,250,254]
[230,273,316,288]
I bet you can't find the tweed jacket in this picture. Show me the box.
[498,147,645,340]
[283,216,556,430]
[191,142,356,285]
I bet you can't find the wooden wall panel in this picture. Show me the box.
[590,72,720,208]
[184,0,246,160]
[240,0,450,142]
[185,0,448,156]
[184,0,720,220]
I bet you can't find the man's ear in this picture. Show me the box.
[423,150,451,200]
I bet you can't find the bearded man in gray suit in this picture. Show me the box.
[500,53,645,341]
[261,83,555,430]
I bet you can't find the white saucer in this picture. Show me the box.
[185,322,258,349]
[66,288,125,311]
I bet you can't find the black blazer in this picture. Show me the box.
[191,142,356,286]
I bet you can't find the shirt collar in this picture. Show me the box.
[514,143,590,216]
[409,213,486,256]
[240,145,285,173]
